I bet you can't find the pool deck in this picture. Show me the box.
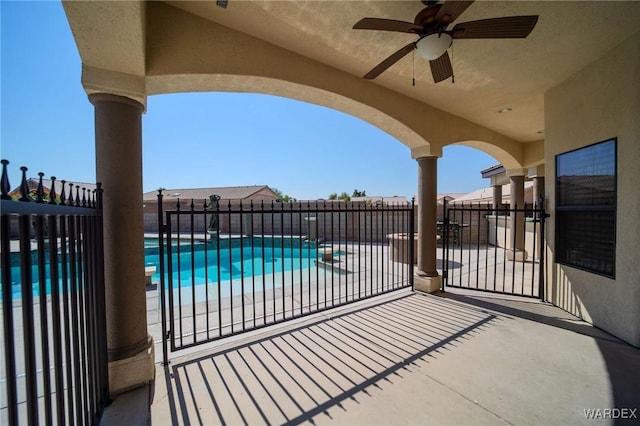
[144,240,409,364]
[3,240,640,424]
[105,287,640,425]
[144,242,544,365]
[122,243,640,424]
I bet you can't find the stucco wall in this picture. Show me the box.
[545,31,640,346]
[143,200,412,243]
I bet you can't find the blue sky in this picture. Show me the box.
[1,1,497,200]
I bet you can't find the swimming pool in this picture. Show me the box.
[5,236,322,299]
[146,243,319,287]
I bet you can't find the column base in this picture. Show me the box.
[507,249,528,262]
[414,273,442,293]
[108,337,155,396]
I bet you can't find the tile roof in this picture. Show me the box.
[143,185,276,201]
[9,177,98,199]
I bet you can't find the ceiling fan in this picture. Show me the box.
[352,0,538,83]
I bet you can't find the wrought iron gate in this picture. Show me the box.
[156,192,415,363]
[442,200,548,299]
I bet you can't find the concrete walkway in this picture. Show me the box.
[103,288,640,425]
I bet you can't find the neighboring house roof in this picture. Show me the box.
[452,181,534,204]
[143,185,278,202]
[436,193,466,204]
[480,164,506,178]
[412,194,465,205]
[9,177,97,199]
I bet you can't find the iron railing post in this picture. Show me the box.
[538,196,548,302]
[157,189,169,365]
[409,198,415,290]
[95,182,109,415]
[18,179,39,425]
[442,198,449,290]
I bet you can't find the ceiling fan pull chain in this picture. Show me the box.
[451,44,455,84]
[412,50,416,87]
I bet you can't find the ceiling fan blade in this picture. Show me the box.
[429,51,453,83]
[364,43,416,79]
[434,1,474,25]
[353,18,423,33]
[451,16,539,39]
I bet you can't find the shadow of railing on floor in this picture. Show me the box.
[156,292,496,425]
[437,291,640,416]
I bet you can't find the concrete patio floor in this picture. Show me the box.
[103,288,640,425]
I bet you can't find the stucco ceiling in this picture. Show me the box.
[164,1,640,143]
[63,1,640,146]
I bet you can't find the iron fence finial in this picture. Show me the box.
[49,177,57,204]
[19,166,30,202]
[1,159,11,199]
[60,180,67,204]
[35,172,45,203]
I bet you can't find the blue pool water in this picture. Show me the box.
[145,244,318,288]
[5,237,320,300]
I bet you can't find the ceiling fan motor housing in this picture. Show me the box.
[414,5,442,28]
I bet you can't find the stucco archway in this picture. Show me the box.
[73,1,531,162]
[147,74,430,153]
[446,140,523,171]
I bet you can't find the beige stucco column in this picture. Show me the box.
[533,176,544,206]
[507,171,528,261]
[531,168,545,261]
[530,164,545,206]
[492,184,503,214]
[90,93,154,395]
[414,156,441,293]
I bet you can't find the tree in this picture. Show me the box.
[273,187,296,202]
[352,189,366,197]
[328,191,354,201]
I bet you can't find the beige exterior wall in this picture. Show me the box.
[487,217,542,260]
[545,31,640,346]
[143,200,411,243]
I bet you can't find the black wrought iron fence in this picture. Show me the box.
[442,199,548,299]
[0,160,108,425]
[156,192,415,363]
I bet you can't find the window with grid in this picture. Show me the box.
[555,138,616,278]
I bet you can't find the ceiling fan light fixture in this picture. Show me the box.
[416,33,453,60]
